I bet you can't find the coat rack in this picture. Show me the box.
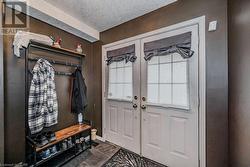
[25,40,84,76]
[22,41,91,166]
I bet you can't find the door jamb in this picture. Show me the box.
[102,16,206,167]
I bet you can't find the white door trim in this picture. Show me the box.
[102,16,206,167]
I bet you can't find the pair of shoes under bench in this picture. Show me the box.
[34,131,56,147]
[38,145,57,160]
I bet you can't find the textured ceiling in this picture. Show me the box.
[44,0,177,32]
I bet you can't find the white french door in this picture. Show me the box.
[104,40,141,154]
[103,24,200,167]
[141,25,199,167]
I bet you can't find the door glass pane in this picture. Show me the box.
[172,52,185,62]
[148,65,158,83]
[108,60,133,101]
[159,84,171,104]
[147,53,189,108]
[109,68,116,83]
[109,62,117,68]
[124,67,132,83]
[117,61,124,67]
[148,84,158,103]
[173,84,188,107]
[160,64,171,83]
[116,68,124,83]
[148,56,158,65]
[159,55,171,63]
[124,61,132,67]
[124,84,132,100]
[108,83,116,98]
[173,62,187,83]
[116,84,123,99]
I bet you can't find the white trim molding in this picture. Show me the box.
[6,0,100,42]
[96,135,106,142]
[102,16,206,167]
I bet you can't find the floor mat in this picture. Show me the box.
[62,140,120,167]
[102,148,167,167]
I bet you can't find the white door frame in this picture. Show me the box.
[102,16,206,167]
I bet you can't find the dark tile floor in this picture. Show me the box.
[62,140,120,167]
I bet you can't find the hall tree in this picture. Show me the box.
[2,6,95,162]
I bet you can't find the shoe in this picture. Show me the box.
[34,134,48,147]
[45,131,56,142]
[50,145,57,156]
[61,140,68,150]
[80,137,85,143]
[67,137,73,147]
[80,137,86,149]
[40,149,51,160]
[76,138,82,150]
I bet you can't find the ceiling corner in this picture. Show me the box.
[7,0,100,42]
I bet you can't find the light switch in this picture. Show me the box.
[208,21,217,32]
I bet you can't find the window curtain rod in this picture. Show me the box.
[28,57,81,68]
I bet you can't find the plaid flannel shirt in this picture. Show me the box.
[28,58,58,134]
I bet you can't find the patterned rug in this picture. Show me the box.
[102,148,167,167]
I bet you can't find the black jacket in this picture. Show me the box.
[71,68,87,113]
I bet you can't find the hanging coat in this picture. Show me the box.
[71,68,87,113]
[28,58,58,134]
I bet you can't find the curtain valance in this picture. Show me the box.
[144,32,194,61]
[106,44,136,65]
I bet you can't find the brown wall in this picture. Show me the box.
[95,0,228,167]
[229,0,250,167]
[3,8,96,163]
[91,41,102,134]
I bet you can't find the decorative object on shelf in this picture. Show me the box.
[91,129,97,141]
[76,43,83,54]
[50,36,62,48]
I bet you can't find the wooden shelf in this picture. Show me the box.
[36,124,91,152]
[28,40,86,58]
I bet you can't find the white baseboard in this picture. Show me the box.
[96,135,106,142]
